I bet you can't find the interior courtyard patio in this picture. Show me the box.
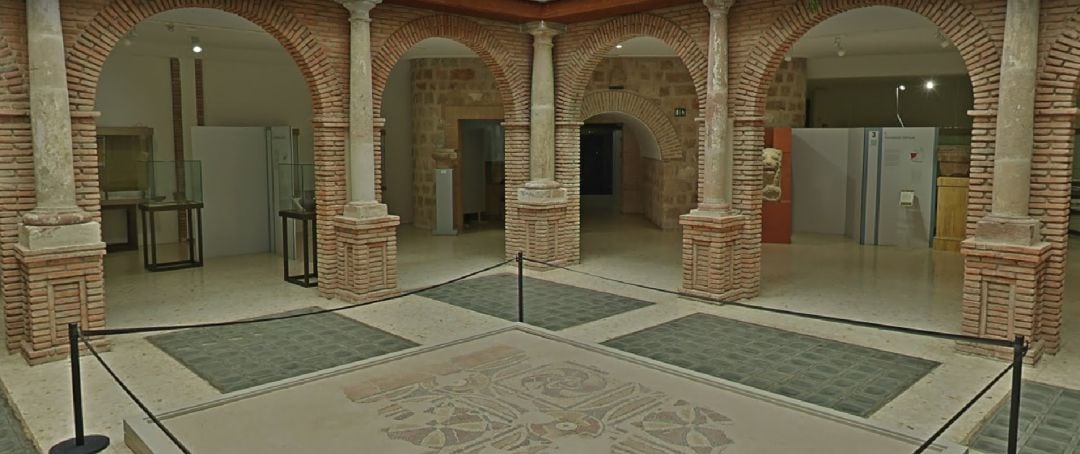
[1,0,1080,453]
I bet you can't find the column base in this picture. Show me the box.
[959,236,1052,364]
[13,231,108,365]
[974,214,1041,245]
[341,201,389,220]
[513,182,574,268]
[680,210,749,301]
[333,213,400,303]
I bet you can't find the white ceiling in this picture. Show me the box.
[789,6,955,58]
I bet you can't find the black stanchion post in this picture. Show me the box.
[517,251,524,323]
[50,324,109,454]
[1006,335,1025,454]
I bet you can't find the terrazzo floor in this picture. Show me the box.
[419,273,654,330]
[603,313,941,417]
[0,386,35,454]
[968,381,1080,454]
[148,307,418,393]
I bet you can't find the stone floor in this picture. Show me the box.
[603,313,940,417]
[968,381,1080,454]
[0,216,1078,453]
[419,273,654,330]
[0,387,35,454]
[148,307,419,393]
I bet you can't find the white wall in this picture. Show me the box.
[96,38,313,247]
[792,129,852,235]
[383,61,415,224]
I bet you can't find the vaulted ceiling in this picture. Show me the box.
[384,0,697,23]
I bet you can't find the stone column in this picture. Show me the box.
[17,0,107,363]
[698,0,735,213]
[333,0,400,302]
[679,0,748,301]
[960,0,1049,363]
[519,21,566,201]
[340,0,386,219]
[516,21,573,267]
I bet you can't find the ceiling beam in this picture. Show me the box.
[384,0,698,23]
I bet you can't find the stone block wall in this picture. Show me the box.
[409,58,503,229]
[764,58,807,128]
[586,57,699,230]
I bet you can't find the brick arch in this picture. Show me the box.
[0,34,25,110]
[66,0,342,116]
[557,13,708,121]
[1027,9,1080,354]
[371,15,528,121]
[735,2,999,118]
[580,90,684,161]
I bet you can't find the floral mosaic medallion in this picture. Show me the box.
[346,345,735,453]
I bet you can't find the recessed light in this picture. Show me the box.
[191,36,203,53]
[615,44,623,49]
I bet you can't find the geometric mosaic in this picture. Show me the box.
[419,274,653,330]
[148,307,419,393]
[604,313,940,417]
[968,381,1080,454]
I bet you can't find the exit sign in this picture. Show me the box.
[674,107,687,117]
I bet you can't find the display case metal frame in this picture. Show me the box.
[139,202,204,272]
[280,209,317,287]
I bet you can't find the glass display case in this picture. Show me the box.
[278,163,315,212]
[140,160,203,205]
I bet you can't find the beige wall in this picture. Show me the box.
[410,58,503,228]
[587,57,698,229]
[765,58,808,128]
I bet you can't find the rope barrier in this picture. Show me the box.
[522,256,1015,348]
[82,259,513,337]
[912,361,1015,454]
[79,335,191,454]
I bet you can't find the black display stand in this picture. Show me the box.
[280,209,317,287]
[139,202,204,272]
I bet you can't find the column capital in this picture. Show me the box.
[522,21,566,44]
[702,0,735,16]
[338,0,382,21]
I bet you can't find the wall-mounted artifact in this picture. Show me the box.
[762,147,783,201]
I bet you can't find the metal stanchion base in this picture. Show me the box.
[49,435,110,454]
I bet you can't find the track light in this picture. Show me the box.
[924,80,936,90]
[191,36,203,53]
[898,84,906,91]
[833,37,846,57]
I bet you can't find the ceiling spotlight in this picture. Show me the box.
[191,36,203,54]
[833,37,846,57]
[898,84,907,91]
[784,54,793,62]
[837,48,847,57]
[924,80,936,90]
[615,44,623,49]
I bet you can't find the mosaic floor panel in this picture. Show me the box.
[968,381,1080,454]
[0,387,34,454]
[130,328,954,453]
[419,274,653,330]
[603,313,940,417]
[148,307,419,393]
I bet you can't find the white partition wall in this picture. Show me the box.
[191,126,272,258]
[791,127,937,248]
[875,128,938,247]
[791,129,852,235]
